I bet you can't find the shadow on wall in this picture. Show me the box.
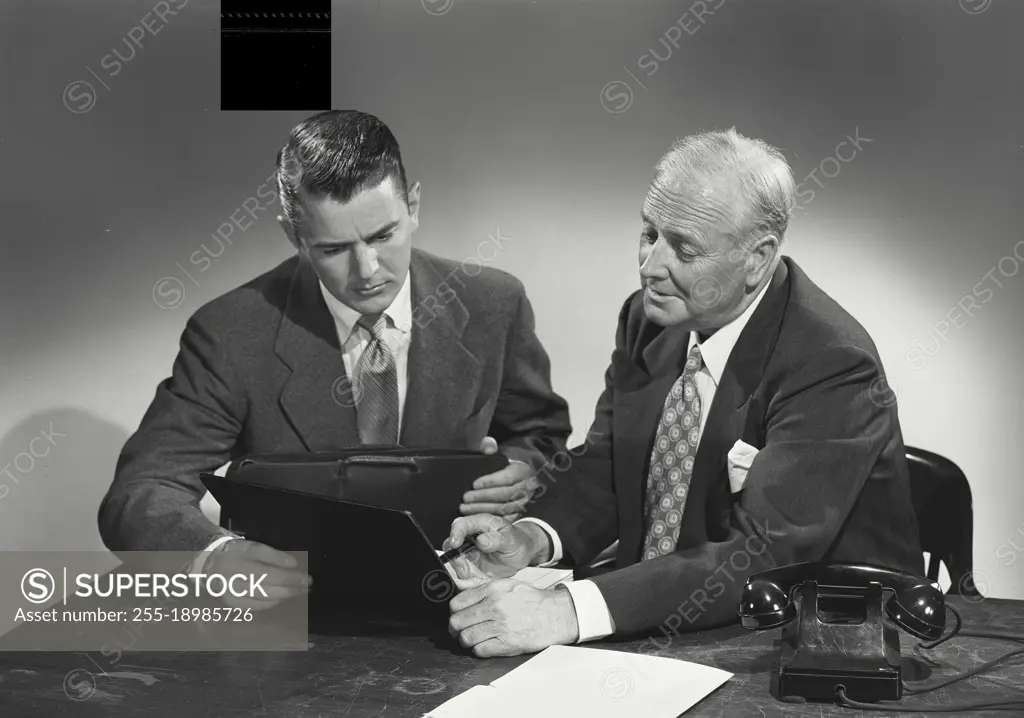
[0,408,129,551]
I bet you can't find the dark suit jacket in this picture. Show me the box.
[99,249,571,552]
[527,256,924,636]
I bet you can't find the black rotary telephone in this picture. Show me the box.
[738,562,945,704]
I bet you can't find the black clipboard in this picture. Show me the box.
[200,472,459,624]
[217,448,508,549]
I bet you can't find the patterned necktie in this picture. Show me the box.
[354,314,399,445]
[641,344,704,561]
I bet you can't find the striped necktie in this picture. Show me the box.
[354,314,399,445]
[641,344,703,560]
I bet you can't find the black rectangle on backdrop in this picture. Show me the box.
[220,1,331,111]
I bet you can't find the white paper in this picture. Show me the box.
[424,645,732,718]
[423,685,504,717]
[511,566,574,589]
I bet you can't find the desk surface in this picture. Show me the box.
[1,597,1021,717]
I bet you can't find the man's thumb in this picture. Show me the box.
[476,531,506,552]
[480,436,499,455]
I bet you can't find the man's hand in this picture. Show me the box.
[448,580,579,657]
[203,540,312,611]
[461,437,539,520]
[443,514,551,581]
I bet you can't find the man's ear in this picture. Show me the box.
[746,233,779,287]
[278,215,303,254]
[406,181,422,230]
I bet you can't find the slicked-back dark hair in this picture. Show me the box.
[275,110,409,237]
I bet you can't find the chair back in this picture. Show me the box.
[905,447,980,596]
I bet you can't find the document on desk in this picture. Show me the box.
[435,551,573,590]
[424,645,731,718]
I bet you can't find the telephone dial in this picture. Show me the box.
[738,562,945,704]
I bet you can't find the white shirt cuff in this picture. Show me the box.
[190,534,238,574]
[513,517,562,566]
[563,579,615,642]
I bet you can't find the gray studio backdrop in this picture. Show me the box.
[2,0,1022,598]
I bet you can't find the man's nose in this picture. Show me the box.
[639,238,670,280]
[352,244,379,280]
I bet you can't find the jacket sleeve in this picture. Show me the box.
[490,284,573,471]
[98,314,246,553]
[521,296,637,564]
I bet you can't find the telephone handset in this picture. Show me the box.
[738,562,945,704]
[739,561,945,638]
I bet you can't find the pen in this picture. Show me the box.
[437,541,480,565]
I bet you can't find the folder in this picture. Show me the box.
[214,448,508,548]
[200,471,459,623]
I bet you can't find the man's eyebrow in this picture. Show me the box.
[309,220,399,247]
[640,213,702,246]
[365,220,399,239]
[645,221,685,241]
[309,238,351,249]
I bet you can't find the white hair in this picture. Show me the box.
[653,127,796,248]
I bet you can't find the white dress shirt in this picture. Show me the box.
[193,273,414,567]
[519,278,771,643]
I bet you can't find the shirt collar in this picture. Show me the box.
[319,271,413,344]
[687,277,771,386]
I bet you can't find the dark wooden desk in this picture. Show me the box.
[1,597,1021,717]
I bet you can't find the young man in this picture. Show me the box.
[99,110,571,608]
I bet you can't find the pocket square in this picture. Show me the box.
[727,440,759,494]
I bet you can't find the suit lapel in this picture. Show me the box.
[275,258,360,451]
[678,259,792,547]
[614,322,690,564]
[615,259,793,562]
[399,250,483,448]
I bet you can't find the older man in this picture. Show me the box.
[444,128,923,657]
